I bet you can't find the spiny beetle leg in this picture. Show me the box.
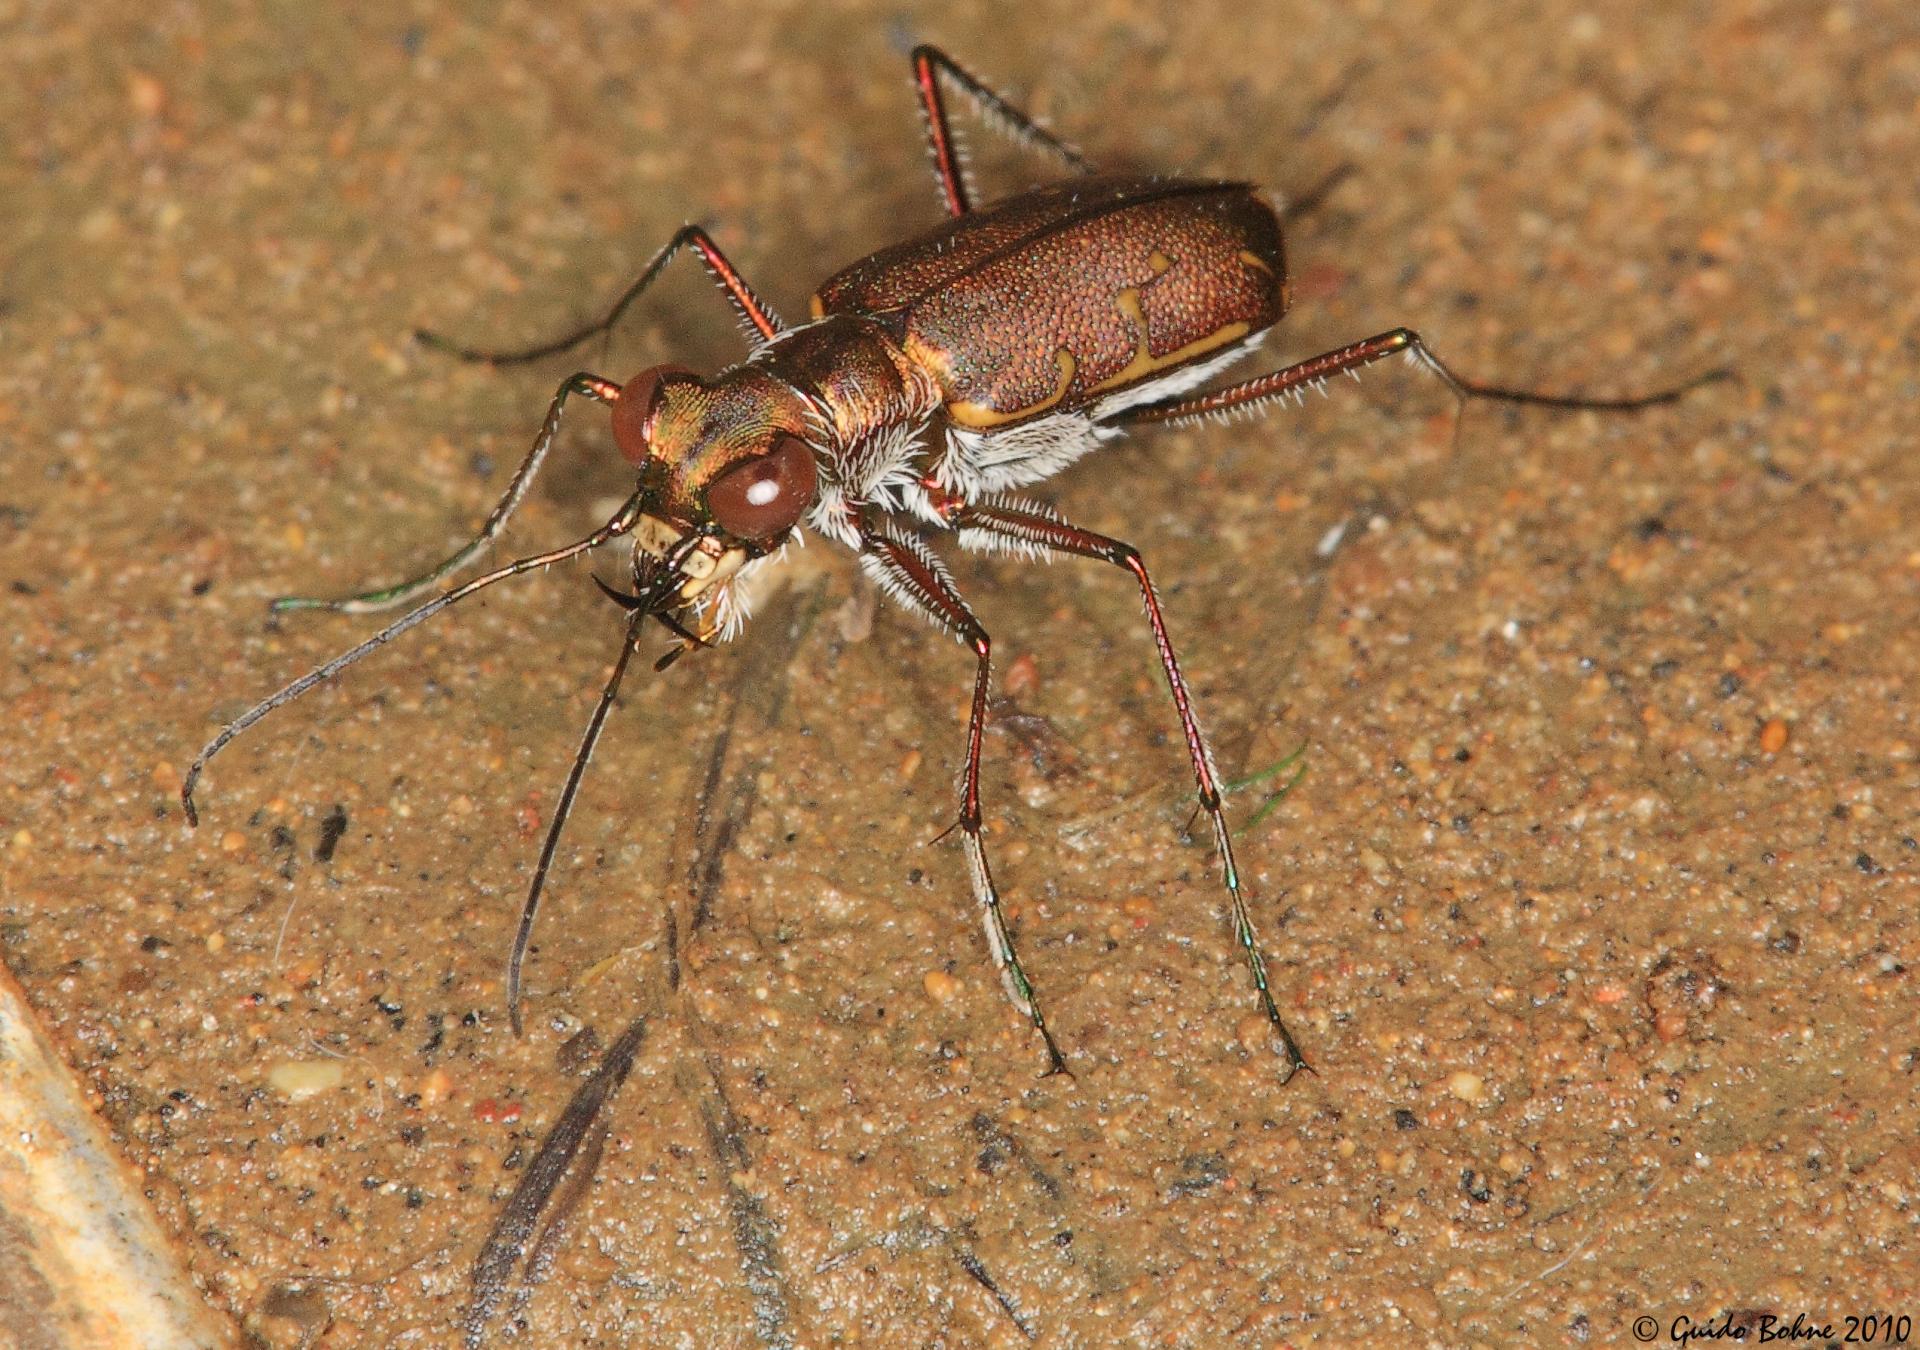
[1116,327,1732,427]
[416,224,786,367]
[952,499,1312,1080]
[909,44,1093,219]
[273,373,622,615]
[858,524,1071,1077]
[182,492,645,827]
[1277,162,1356,229]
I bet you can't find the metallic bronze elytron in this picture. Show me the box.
[812,176,1286,427]
[184,45,1724,1075]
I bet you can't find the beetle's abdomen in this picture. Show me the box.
[815,177,1287,429]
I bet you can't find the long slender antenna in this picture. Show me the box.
[181,492,644,825]
[506,606,650,1035]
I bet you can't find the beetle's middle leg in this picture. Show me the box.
[942,497,1313,1080]
[909,44,1093,218]
[858,522,1070,1077]
[1112,327,1731,428]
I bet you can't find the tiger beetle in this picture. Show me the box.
[182,47,1725,1078]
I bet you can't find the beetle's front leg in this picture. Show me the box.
[274,372,623,614]
[857,522,1070,1077]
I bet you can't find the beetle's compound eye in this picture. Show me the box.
[612,364,698,466]
[705,436,818,541]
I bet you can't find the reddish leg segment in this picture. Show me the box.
[1116,327,1732,427]
[858,523,1070,1076]
[417,223,786,366]
[910,44,1092,218]
[950,499,1311,1078]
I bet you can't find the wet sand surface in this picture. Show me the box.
[3,2,1914,1345]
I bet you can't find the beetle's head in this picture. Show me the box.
[610,364,821,612]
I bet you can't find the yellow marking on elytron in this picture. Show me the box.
[1239,249,1274,274]
[808,294,826,320]
[1147,249,1173,274]
[1085,288,1251,397]
[946,348,1077,428]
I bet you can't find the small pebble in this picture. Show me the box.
[1447,1071,1487,1103]
[127,71,166,117]
[417,1067,455,1106]
[1759,718,1789,753]
[922,970,960,1003]
[1002,652,1040,697]
[472,1097,521,1125]
[1235,1013,1274,1053]
[267,1060,345,1101]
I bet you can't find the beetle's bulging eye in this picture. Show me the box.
[612,364,697,466]
[706,436,818,541]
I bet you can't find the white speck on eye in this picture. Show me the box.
[746,479,780,507]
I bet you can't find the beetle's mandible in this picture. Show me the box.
[183,47,1724,1077]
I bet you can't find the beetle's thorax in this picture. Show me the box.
[756,313,944,449]
[609,316,940,617]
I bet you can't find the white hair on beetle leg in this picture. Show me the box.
[856,529,974,644]
[940,414,1115,497]
[962,832,1033,1015]
[934,333,1272,497]
[952,492,1069,563]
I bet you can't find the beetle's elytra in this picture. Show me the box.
[184,46,1722,1077]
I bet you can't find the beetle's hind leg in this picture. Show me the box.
[1113,327,1732,428]
[859,522,1071,1077]
[415,224,786,368]
[946,497,1313,1080]
[909,45,1093,219]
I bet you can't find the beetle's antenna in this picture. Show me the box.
[505,606,650,1036]
[181,492,645,826]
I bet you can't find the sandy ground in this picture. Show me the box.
[3,1,1915,1345]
